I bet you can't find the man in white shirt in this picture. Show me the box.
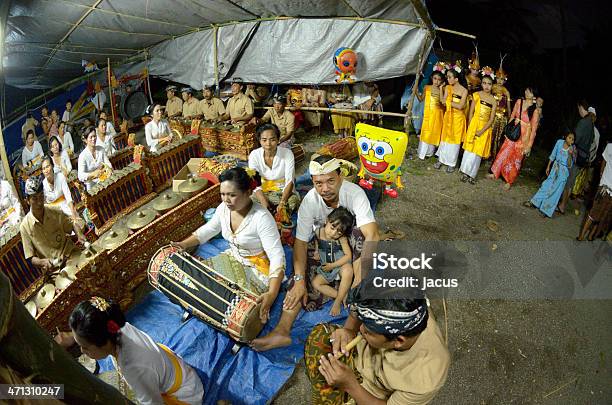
[62,99,72,124]
[252,155,379,351]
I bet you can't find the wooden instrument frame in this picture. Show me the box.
[7,183,221,333]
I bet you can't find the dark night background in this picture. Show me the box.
[427,0,611,151]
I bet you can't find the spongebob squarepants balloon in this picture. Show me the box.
[356,123,408,198]
[334,47,357,83]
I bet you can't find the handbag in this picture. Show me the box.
[503,99,522,142]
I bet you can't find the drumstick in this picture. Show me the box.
[334,334,363,359]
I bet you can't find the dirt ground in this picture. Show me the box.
[94,124,610,404]
[269,125,612,405]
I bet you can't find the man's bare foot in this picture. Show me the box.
[503,182,511,190]
[250,331,292,351]
[330,301,341,316]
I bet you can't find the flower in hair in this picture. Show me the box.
[107,320,120,334]
[244,167,256,178]
[90,296,110,312]
[480,66,495,80]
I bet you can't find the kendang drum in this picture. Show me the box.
[147,245,263,342]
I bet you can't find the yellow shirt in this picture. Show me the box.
[182,97,199,118]
[166,96,183,117]
[261,109,295,137]
[226,93,254,120]
[354,314,450,405]
[19,206,75,260]
[198,98,226,120]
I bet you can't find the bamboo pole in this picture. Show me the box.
[255,106,419,119]
[0,123,13,184]
[213,25,220,94]
[107,58,118,128]
[435,27,477,39]
[405,33,434,130]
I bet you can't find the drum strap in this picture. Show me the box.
[158,343,187,405]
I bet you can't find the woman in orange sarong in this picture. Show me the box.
[488,87,540,189]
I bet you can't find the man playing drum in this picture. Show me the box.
[251,155,380,351]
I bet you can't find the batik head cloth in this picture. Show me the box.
[25,176,43,196]
[352,301,428,336]
[309,158,341,176]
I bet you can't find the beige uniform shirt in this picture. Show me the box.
[354,314,450,405]
[182,97,199,118]
[198,98,226,121]
[166,96,183,117]
[261,109,295,137]
[19,206,75,260]
[226,93,254,121]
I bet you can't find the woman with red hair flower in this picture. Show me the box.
[56,297,204,404]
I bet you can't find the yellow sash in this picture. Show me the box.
[49,194,66,206]
[30,154,42,165]
[261,178,284,193]
[158,343,188,405]
[1,207,16,223]
[245,251,271,276]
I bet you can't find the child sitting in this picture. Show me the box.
[312,207,354,316]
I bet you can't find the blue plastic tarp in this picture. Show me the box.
[99,239,347,405]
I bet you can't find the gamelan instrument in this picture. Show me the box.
[126,208,157,231]
[98,226,130,250]
[143,135,202,192]
[25,300,37,317]
[177,175,208,200]
[317,137,359,161]
[54,265,77,290]
[152,191,183,213]
[0,228,43,297]
[35,283,56,311]
[80,163,154,233]
[147,245,263,342]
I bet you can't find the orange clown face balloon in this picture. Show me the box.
[334,47,358,74]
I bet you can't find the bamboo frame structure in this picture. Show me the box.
[36,0,104,83]
[255,106,419,119]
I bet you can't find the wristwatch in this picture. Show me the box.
[293,274,305,282]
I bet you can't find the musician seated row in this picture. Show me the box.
[78,126,113,192]
[251,95,295,147]
[19,177,85,272]
[167,79,254,125]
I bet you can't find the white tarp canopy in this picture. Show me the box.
[2,0,434,90]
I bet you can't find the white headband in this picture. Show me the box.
[309,158,340,175]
